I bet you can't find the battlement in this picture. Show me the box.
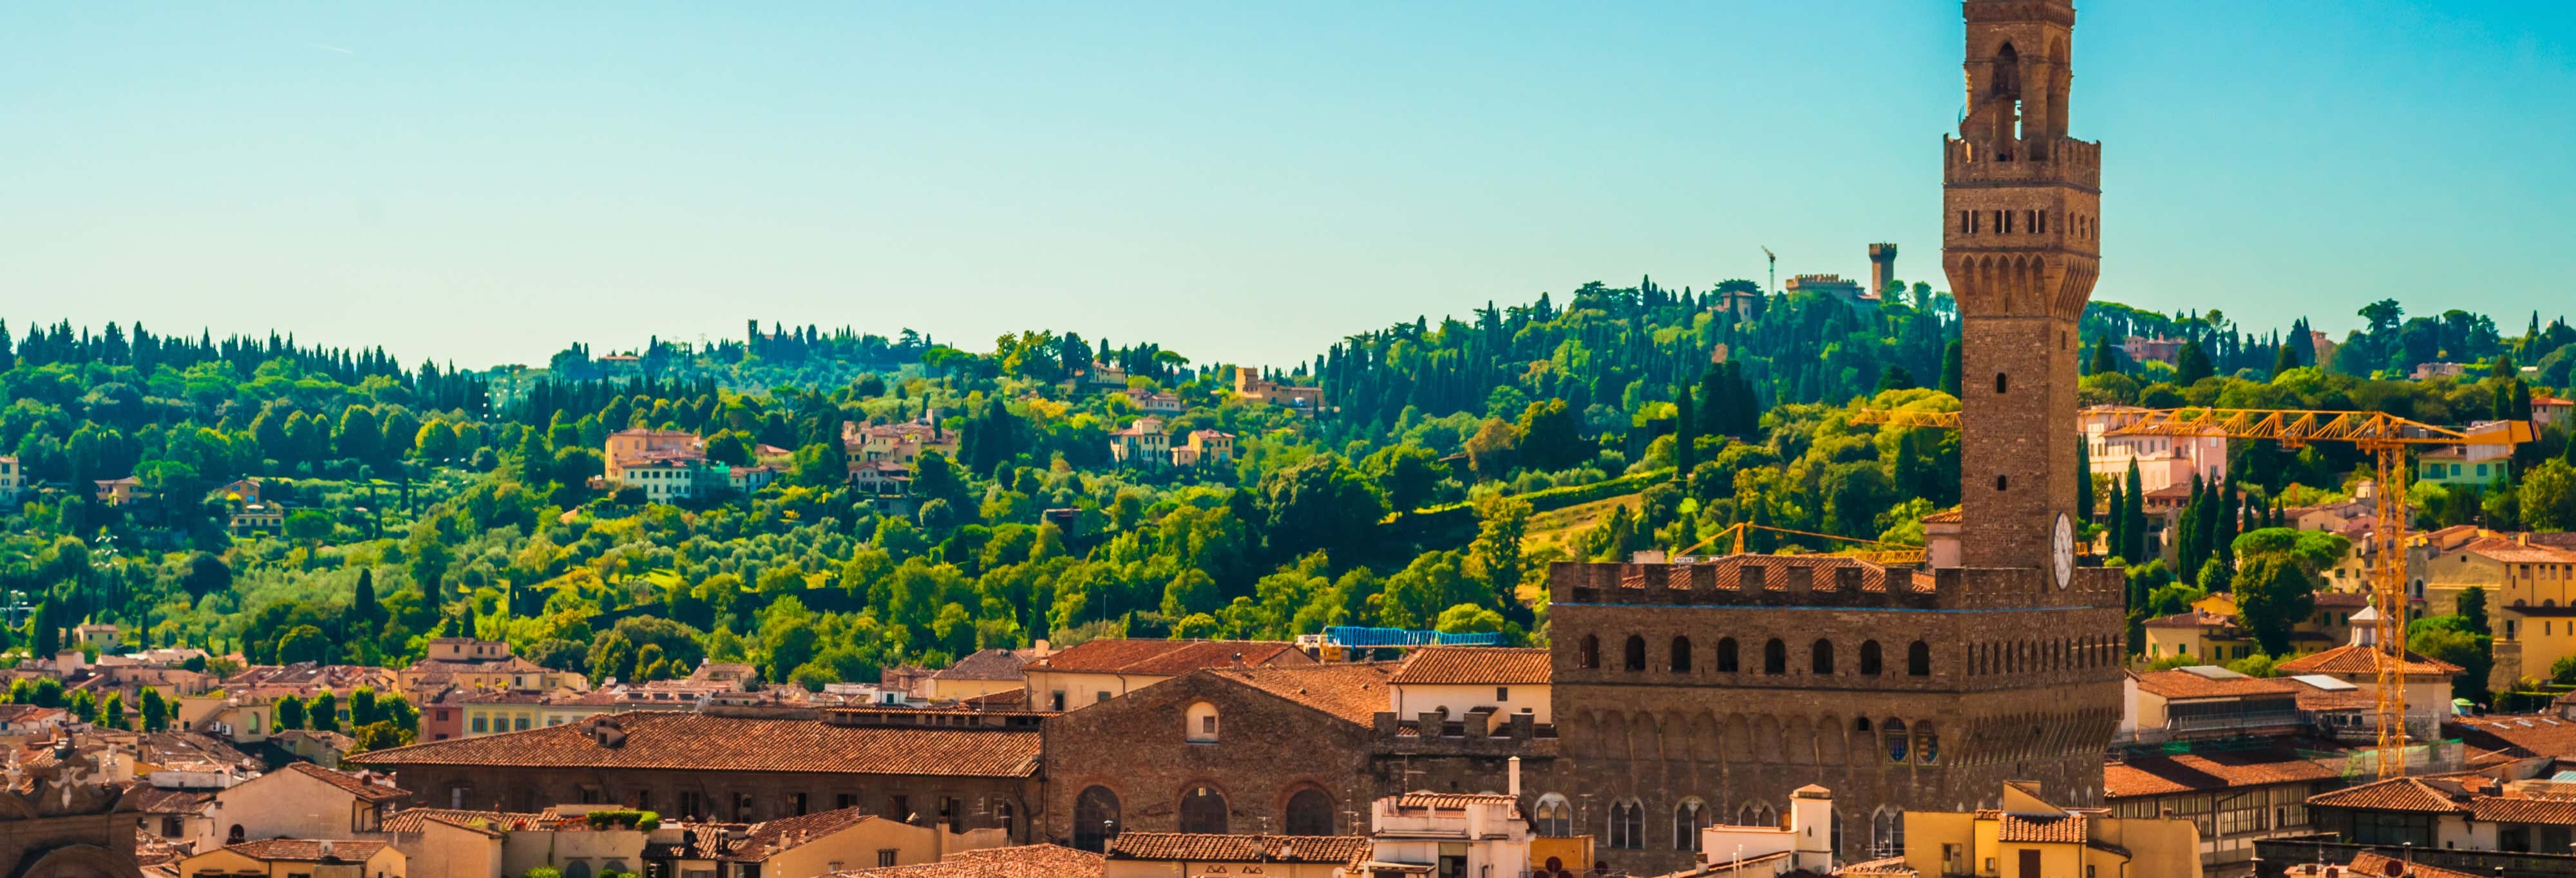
[1945,137,2100,189]
[1547,557,2123,611]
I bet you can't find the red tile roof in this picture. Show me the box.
[2448,714,2576,761]
[1390,647,1551,685]
[2276,644,2461,676]
[1210,663,1397,726]
[349,711,1039,778]
[2467,796,2576,826]
[1992,813,2088,843]
[221,839,390,863]
[1392,792,1522,814]
[1025,640,1312,676]
[381,807,560,834]
[2308,778,2467,813]
[2130,670,2298,700]
[284,762,411,803]
[931,649,1029,682]
[1104,834,1371,866]
[2103,750,2340,798]
[830,845,1101,878]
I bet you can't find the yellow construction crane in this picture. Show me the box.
[1850,405,2530,777]
[1671,520,1926,566]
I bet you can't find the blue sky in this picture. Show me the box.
[5,2,2571,368]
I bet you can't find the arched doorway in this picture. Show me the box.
[1283,787,1333,835]
[1072,786,1121,852]
[1179,785,1229,834]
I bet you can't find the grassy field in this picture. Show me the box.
[1520,491,1640,556]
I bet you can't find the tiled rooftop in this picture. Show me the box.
[828,844,1101,878]
[350,711,1040,778]
[1104,833,1371,865]
[1209,663,1398,726]
[2307,778,2467,813]
[222,839,389,863]
[1025,640,1311,676]
[2103,749,2340,798]
[2275,644,2461,676]
[283,762,410,803]
[1389,647,1550,685]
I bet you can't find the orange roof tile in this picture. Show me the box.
[2308,778,2466,813]
[1210,663,1397,726]
[1105,834,1370,866]
[1390,647,1550,685]
[284,762,411,803]
[2448,714,2576,761]
[2103,750,2340,798]
[2130,670,2297,700]
[829,844,1101,878]
[221,839,389,863]
[2275,644,2461,676]
[1025,640,1312,676]
[1993,813,2088,843]
[2467,796,2576,826]
[349,711,1039,778]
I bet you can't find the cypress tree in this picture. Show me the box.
[1672,387,1697,489]
[2077,436,2096,526]
[2272,342,2299,377]
[2123,461,2148,563]
[2105,482,2127,563]
[2088,337,2119,376]
[1940,340,1965,397]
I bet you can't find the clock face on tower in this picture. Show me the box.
[2052,513,2074,589]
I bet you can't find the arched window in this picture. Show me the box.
[1179,785,1229,834]
[1859,640,1883,676]
[1763,639,1787,676]
[1673,799,1710,851]
[1736,803,1776,828]
[1609,799,1644,849]
[1671,636,1693,673]
[1284,788,1334,835]
[1184,702,1219,743]
[1716,638,1740,673]
[1915,722,1940,765]
[1811,639,1835,674]
[1533,794,1574,837]
[227,825,245,843]
[1884,719,1909,763]
[1872,808,1906,857]
[993,800,1016,839]
[1073,787,1121,852]
[566,863,593,878]
[1908,641,1932,676]
[1623,636,1647,672]
[1579,635,1600,669]
[1853,717,1872,733]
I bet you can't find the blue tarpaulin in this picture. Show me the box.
[1323,626,1505,647]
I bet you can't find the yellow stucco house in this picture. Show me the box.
[1897,781,2200,878]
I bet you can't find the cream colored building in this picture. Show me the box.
[1359,787,1530,878]
[1897,781,2199,878]
[1385,647,1551,726]
[2082,406,2226,495]
[205,763,411,850]
[602,429,705,484]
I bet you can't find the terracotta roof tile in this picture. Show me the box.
[1392,792,1522,814]
[2308,778,2467,813]
[829,844,1101,878]
[2103,750,2340,798]
[1209,663,1397,726]
[1105,833,1370,866]
[2467,796,2576,826]
[2275,645,2461,676]
[349,711,1039,778]
[1994,813,2087,843]
[932,650,1028,683]
[221,839,389,863]
[1390,647,1551,685]
[2139,611,2240,632]
[284,762,411,803]
[2130,670,2298,700]
[2295,851,2483,878]
[380,807,558,834]
[2447,714,2576,761]
[1025,640,1312,676]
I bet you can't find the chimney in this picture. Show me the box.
[1508,756,1522,797]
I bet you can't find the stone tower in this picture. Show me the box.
[1944,0,2101,572]
[1868,243,1898,298]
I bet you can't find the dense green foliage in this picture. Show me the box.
[0,289,2568,692]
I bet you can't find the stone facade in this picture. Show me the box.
[1532,3,2123,873]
